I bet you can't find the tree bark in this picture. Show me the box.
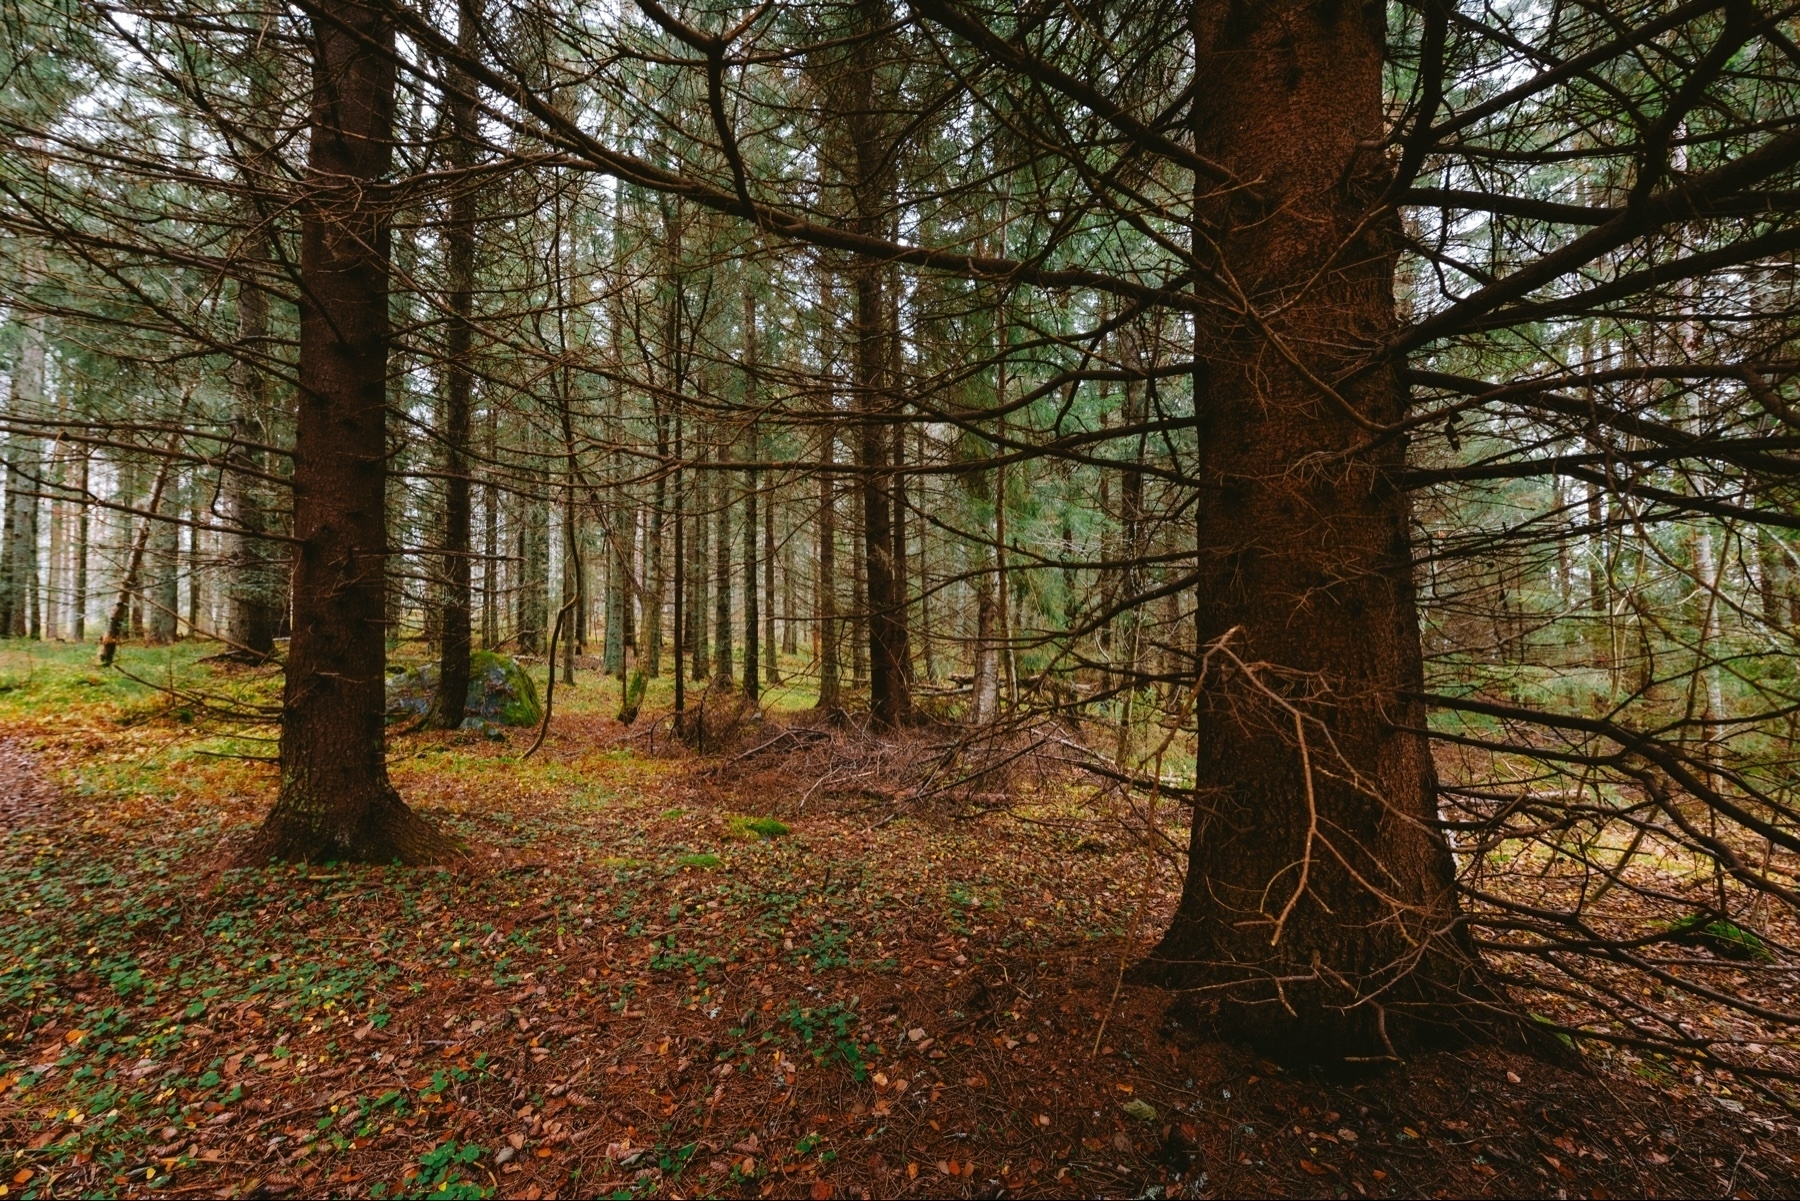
[713,459,733,681]
[245,0,450,864]
[769,495,784,675]
[743,461,759,701]
[424,0,479,727]
[1134,0,1488,1060]
[1,290,45,639]
[147,479,179,644]
[815,431,840,709]
[73,451,88,641]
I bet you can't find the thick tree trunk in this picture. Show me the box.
[245,0,450,864]
[1135,0,1486,1060]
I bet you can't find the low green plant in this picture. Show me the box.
[1662,913,1777,963]
[725,815,789,841]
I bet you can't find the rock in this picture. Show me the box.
[385,651,542,727]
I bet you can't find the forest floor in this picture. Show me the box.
[1,641,1797,1199]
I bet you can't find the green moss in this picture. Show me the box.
[1663,913,1776,963]
[725,815,790,841]
[677,853,721,870]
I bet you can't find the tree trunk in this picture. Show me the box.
[98,431,180,665]
[816,432,840,709]
[424,1,478,726]
[713,462,732,681]
[517,476,550,655]
[646,412,667,677]
[850,482,867,688]
[1,293,45,639]
[245,0,450,864]
[480,402,498,648]
[561,498,579,685]
[853,237,907,727]
[73,451,88,641]
[690,448,709,680]
[1135,0,1485,1061]
[773,503,789,667]
[743,462,759,701]
[148,480,179,644]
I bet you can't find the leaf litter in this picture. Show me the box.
[0,651,1797,1199]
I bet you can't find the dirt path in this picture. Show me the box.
[0,737,60,833]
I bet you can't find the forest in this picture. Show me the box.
[1,0,1799,1196]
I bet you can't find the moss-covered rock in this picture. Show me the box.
[385,651,542,727]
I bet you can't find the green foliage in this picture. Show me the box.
[779,1000,873,1081]
[1663,914,1777,963]
[387,1141,491,1200]
[724,815,788,841]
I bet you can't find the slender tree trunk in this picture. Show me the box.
[2,290,45,639]
[773,503,788,668]
[673,419,685,710]
[851,482,867,688]
[98,434,179,667]
[743,463,759,701]
[148,480,179,644]
[647,413,667,677]
[1136,0,1483,1059]
[845,0,907,725]
[690,448,709,680]
[480,403,498,648]
[562,497,579,685]
[603,507,625,678]
[73,451,88,641]
[517,472,550,655]
[424,1,478,726]
[816,433,840,709]
[246,0,449,863]
[186,496,202,636]
[855,258,906,726]
[45,486,62,641]
[713,462,732,681]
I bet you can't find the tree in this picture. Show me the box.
[424,0,481,730]
[1130,0,1479,1058]
[245,0,450,863]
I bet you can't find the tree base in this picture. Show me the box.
[235,788,463,866]
[1131,945,1564,1069]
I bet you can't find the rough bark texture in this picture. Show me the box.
[1135,0,1490,1061]
[425,0,479,729]
[147,484,179,644]
[0,295,44,639]
[244,0,451,865]
[815,434,841,709]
